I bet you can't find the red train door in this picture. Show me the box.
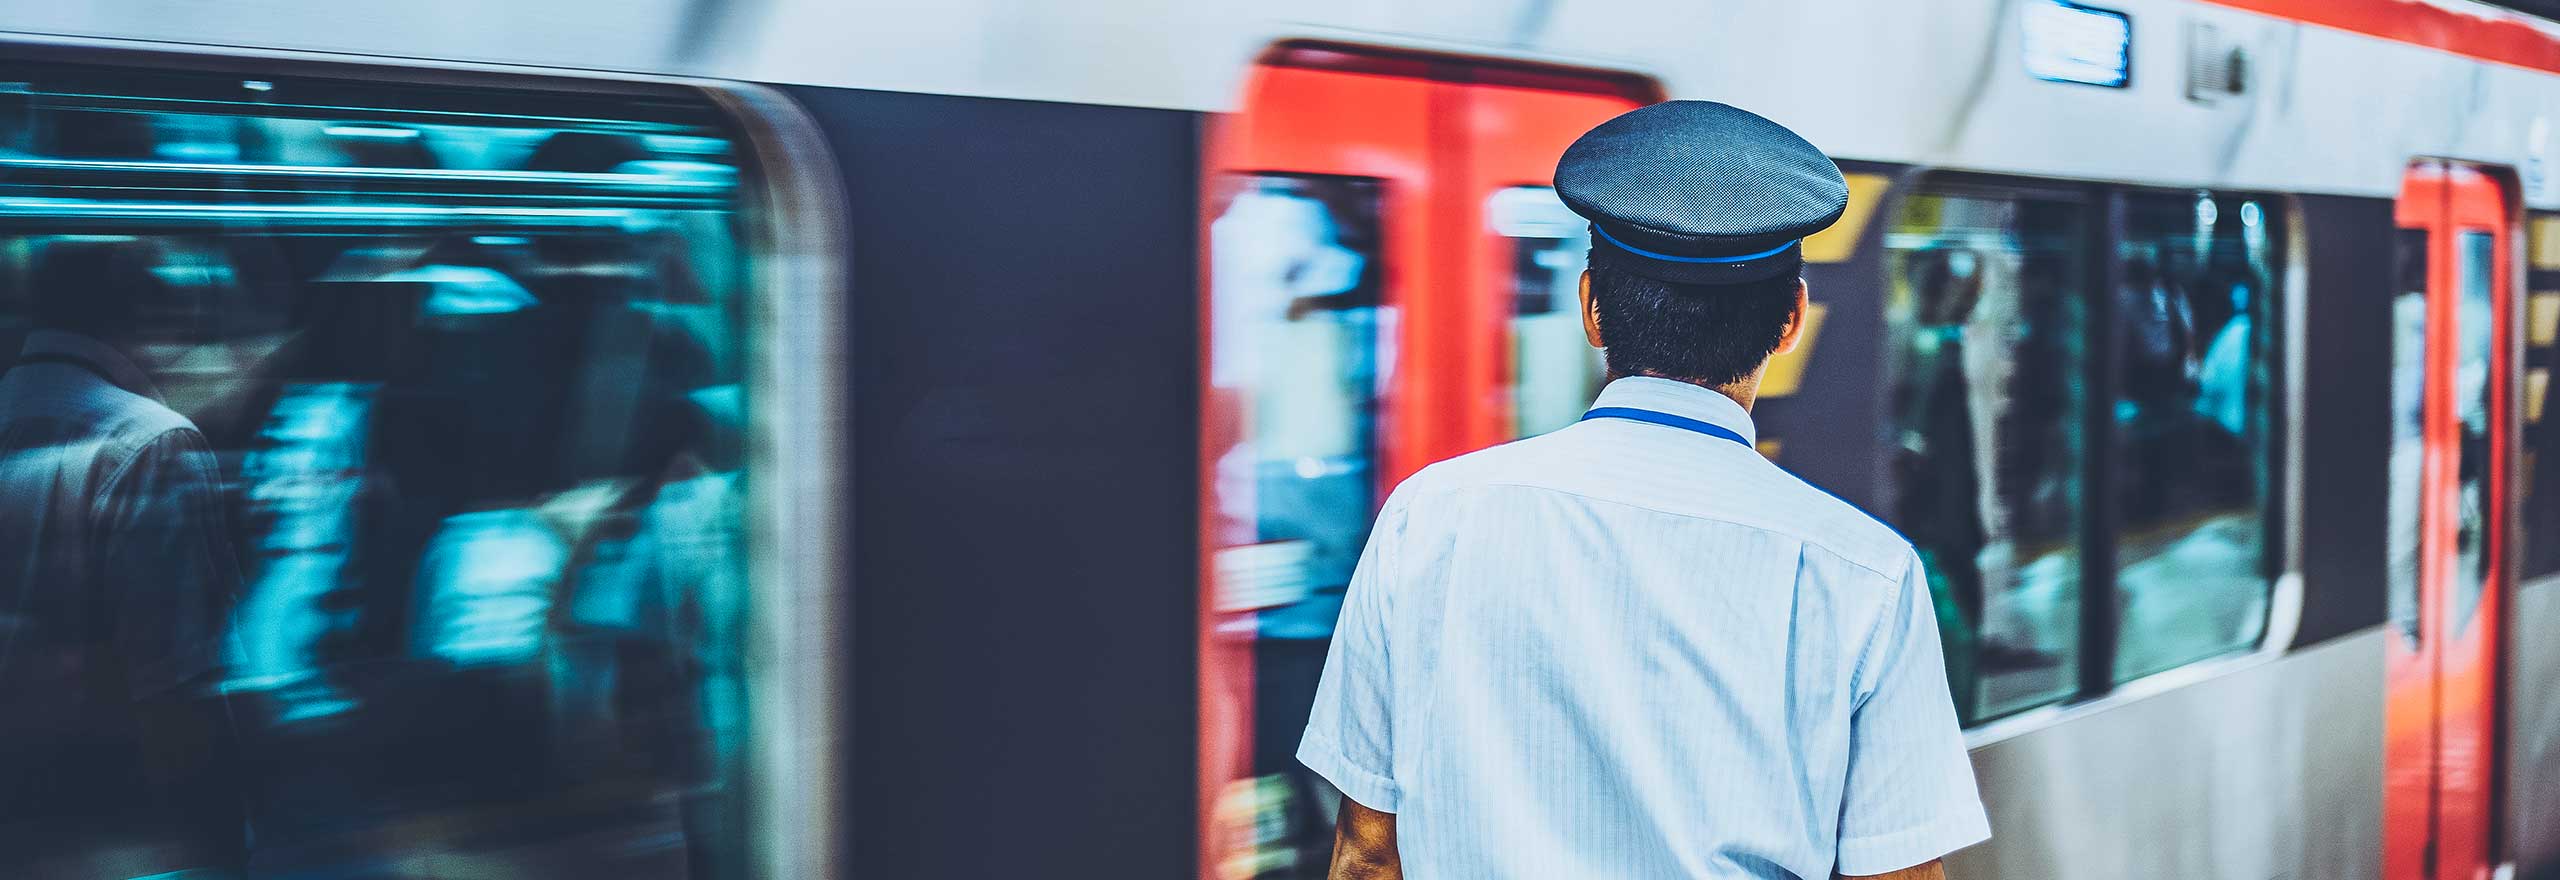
[2386,160,2518,880]
[1196,46,1647,879]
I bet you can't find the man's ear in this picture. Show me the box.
[1580,271,1603,349]
[1773,279,1811,355]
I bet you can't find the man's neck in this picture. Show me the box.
[1616,371,1764,412]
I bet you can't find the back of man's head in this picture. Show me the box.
[29,237,164,341]
[1584,242,1802,387]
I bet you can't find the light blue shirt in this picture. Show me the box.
[1298,376,1990,878]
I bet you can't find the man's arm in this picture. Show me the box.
[1842,859,1945,880]
[1833,555,1991,874]
[1327,797,1401,880]
[102,429,247,871]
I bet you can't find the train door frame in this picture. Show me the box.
[1194,41,1654,880]
[2386,158,2522,880]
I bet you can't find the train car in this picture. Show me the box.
[1,1,2557,878]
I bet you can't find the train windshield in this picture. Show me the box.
[0,61,754,878]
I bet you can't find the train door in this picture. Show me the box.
[2387,160,2518,880]
[1197,46,1647,879]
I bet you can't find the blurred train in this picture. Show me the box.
[2,0,2560,878]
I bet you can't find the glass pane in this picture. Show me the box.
[2389,228,2430,650]
[1490,186,1605,436]
[2525,216,2560,580]
[1884,191,2087,724]
[2454,230,2496,631]
[0,65,750,879]
[1204,173,1387,878]
[2108,193,2278,682]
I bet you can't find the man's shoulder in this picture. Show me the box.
[0,369,201,454]
[1774,477,1915,582]
[1383,431,1572,504]
[1387,429,1915,579]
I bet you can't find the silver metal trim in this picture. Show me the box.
[1964,626,2318,748]
[0,32,855,880]
[0,30,713,96]
[2279,194,2314,651]
[1265,26,1675,89]
[701,80,850,880]
[0,157,733,190]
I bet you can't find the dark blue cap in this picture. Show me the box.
[1555,101,1847,285]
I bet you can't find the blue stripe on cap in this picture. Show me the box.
[1593,225,1799,265]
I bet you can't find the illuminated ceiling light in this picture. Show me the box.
[323,125,421,139]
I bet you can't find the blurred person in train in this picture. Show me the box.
[1888,244,1987,713]
[0,237,248,878]
[1204,176,1394,863]
[1299,102,1986,880]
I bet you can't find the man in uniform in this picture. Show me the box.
[1296,101,1989,879]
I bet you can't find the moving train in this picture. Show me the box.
[0,0,2556,877]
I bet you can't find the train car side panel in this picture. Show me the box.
[787,85,1204,879]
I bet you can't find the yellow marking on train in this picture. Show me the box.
[2531,292,2560,347]
[1803,174,1889,264]
[2529,368,2549,424]
[1758,303,1828,399]
[1755,439,1782,460]
[2534,218,2560,270]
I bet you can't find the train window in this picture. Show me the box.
[1493,186,1605,436]
[2107,192,2281,683]
[1204,172,1388,875]
[2525,216,2560,580]
[2391,228,2430,646]
[0,63,751,878]
[2454,229,2497,628]
[1883,190,2089,723]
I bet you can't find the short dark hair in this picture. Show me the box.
[1585,242,1803,386]
[29,238,163,340]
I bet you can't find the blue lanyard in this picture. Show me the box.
[1581,407,1752,448]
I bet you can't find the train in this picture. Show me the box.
[0,0,2556,878]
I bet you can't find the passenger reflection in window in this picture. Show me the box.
[2110,196,2276,683]
[1886,193,2088,723]
[0,238,248,877]
[1205,175,1387,876]
[1890,243,1990,712]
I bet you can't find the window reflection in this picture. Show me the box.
[1492,186,1605,436]
[2454,230,2496,631]
[2390,229,2430,649]
[2523,217,2560,580]
[1205,174,1386,879]
[2109,193,2279,682]
[0,65,749,879]
[1885,192,2086,723]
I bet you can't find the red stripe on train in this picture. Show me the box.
[2202,0,2560,75]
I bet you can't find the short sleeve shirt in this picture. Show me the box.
[1298,377,1989,879]
[0,330,240,834]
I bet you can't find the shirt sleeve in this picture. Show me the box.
[97,427,242,697]
[1296,498,1405,813]
[1835,551,1992,875]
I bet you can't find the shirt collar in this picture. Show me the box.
[1586,376,1758,447]
[20,330,163,402]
